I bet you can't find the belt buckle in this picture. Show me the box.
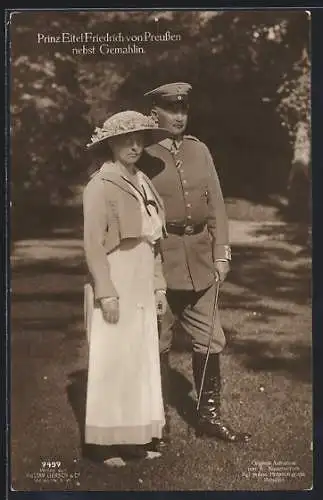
[184,225,194,235]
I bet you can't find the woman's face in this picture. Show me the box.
[108,131,145,166]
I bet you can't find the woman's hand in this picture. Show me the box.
[100,297,120,324]
[155,290,168,317]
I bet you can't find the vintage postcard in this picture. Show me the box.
[9,9,312,491]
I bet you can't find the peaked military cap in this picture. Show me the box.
[144,82,192,104]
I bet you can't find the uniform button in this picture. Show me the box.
[183,180,187,185]
[187,203,191,208]
[187,215,192,220]
[184,191,189,196]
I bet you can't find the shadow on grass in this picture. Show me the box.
[11,237,311,394]
[66,369,89,459]
[11,316,84,341]
[221,243,311,384]
[11,256,86,308]
[12,205,83,242]
[225,336,312,384]
[252,221,311,248]
[226,244,311,307]
[12,291,84,304]
[12,250,86,278]
[169,366,196,430]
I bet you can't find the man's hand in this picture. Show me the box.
[155,290,168,317]
[214,260,230,283]
[100,297,120,324]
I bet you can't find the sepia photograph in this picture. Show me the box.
[9,9,312,491]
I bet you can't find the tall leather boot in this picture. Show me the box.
[159,352,171,445]
[192,352,251,442]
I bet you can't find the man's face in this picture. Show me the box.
[153,101,189,137]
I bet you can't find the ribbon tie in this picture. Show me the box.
[122,177,159,216]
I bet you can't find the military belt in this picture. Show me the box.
[166,222,206,236]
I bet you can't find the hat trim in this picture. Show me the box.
[86,126,170,150]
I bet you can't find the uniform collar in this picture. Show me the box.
[159,136,183,152]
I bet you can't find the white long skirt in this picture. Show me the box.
[84,238,165,446]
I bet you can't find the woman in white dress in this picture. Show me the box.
[83,111,170,464]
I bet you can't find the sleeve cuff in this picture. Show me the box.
[213,244,232,261]
[95,281,119,301]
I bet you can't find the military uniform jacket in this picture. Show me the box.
[139,136,231,292]
[83,162,167,300]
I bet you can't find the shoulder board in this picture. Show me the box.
[184,134,200,142]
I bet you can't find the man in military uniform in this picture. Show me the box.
[139,82,251,444]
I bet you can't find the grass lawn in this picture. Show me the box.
[225,197,285,222]
[10,208,312,491]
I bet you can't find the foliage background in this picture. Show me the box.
[9,10,311,235]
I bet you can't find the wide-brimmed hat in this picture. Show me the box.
[86,110,170,151]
